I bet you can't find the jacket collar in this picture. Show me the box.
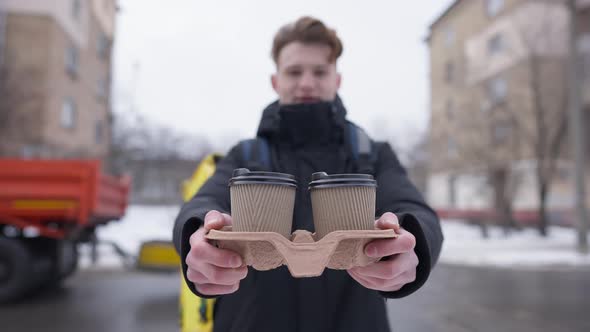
[257,96,346,145]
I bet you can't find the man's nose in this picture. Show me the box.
[298,71,315,90]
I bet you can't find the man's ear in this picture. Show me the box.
[271,74,278,93]
[336,73,342,89]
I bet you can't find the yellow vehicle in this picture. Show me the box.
[137,153,221,332]
[179,153,221,332]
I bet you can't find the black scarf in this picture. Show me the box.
[277,101,344,147]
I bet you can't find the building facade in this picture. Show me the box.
[0,0,116,160]
[427,0,590,212]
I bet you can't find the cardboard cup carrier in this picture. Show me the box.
[208,169,396,277]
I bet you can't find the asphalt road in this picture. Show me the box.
[1,264,589,332]
[389,264,590,332]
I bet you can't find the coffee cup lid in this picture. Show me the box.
[229,168,297,187]
[308,172,377,190]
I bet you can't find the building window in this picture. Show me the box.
[444,26,455,47]
[61,98,77,129]
[71,0,81,20]
[95,120,104,143]
[65,44,79,77]
[488,76,507,104]
[492,121,512,144]
[445,61,455,84]
[97,32,110,59]
[448,175,457,207]
[21,145,43,158]
[446,100,455,120]
[97,77,109,99]
[480,99,491,114]
[447,137,458,158]
[487,33,504,55]
[486,0,504,17]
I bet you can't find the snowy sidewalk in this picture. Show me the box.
[439,220,590,269]
[79,205,590,270]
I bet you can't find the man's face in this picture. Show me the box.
[271,42,341,105]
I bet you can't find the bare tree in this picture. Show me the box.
[403,132,430,195]
[442,94,523,233]
[511,3,571,236]
[107,110,214,204]
[370,116,431,195]
[108,111,213,168]
[456,2,571,236]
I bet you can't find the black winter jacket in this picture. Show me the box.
[173,98,443,332]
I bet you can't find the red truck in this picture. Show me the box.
[0,159,130,302]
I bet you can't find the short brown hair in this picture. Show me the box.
[271,16,343,64]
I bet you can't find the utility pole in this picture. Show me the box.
[567,0,588,253]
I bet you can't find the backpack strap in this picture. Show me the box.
[238,125,377,174]
[347,122,377,175]
[239,137,272,171]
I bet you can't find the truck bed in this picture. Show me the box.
[0,159,130,238]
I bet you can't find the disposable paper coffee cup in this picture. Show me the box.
[229,168,297,238]
[309,172,376,239]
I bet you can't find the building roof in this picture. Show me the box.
[425,0,589,42]
[428,0,462,31]
[424,0,462,43]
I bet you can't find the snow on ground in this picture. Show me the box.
[440,220,590,269]
[79,205,590,270]
[79,205,181,270]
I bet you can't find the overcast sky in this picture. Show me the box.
[112,1,454,151]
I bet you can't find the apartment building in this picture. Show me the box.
[427,0,590,211]
[0,0,117,159]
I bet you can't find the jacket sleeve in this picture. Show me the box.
[373,142,443,299]
[172,144,243,298]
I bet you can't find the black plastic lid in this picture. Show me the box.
[229,168,297,187]
[308,172,377,190]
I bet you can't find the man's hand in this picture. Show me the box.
[347,212,418,292]
[186,210,248,296]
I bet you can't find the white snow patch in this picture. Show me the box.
[79,206,590,270]
[79,205,181,270]
[439,220,590,269]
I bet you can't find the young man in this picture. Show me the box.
[173,16,443,332]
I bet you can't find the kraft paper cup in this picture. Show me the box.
[309,172,376,239]
[229,168,297,238]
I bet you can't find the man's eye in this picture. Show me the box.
[314,70,326,77]
[287,70,302,77]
